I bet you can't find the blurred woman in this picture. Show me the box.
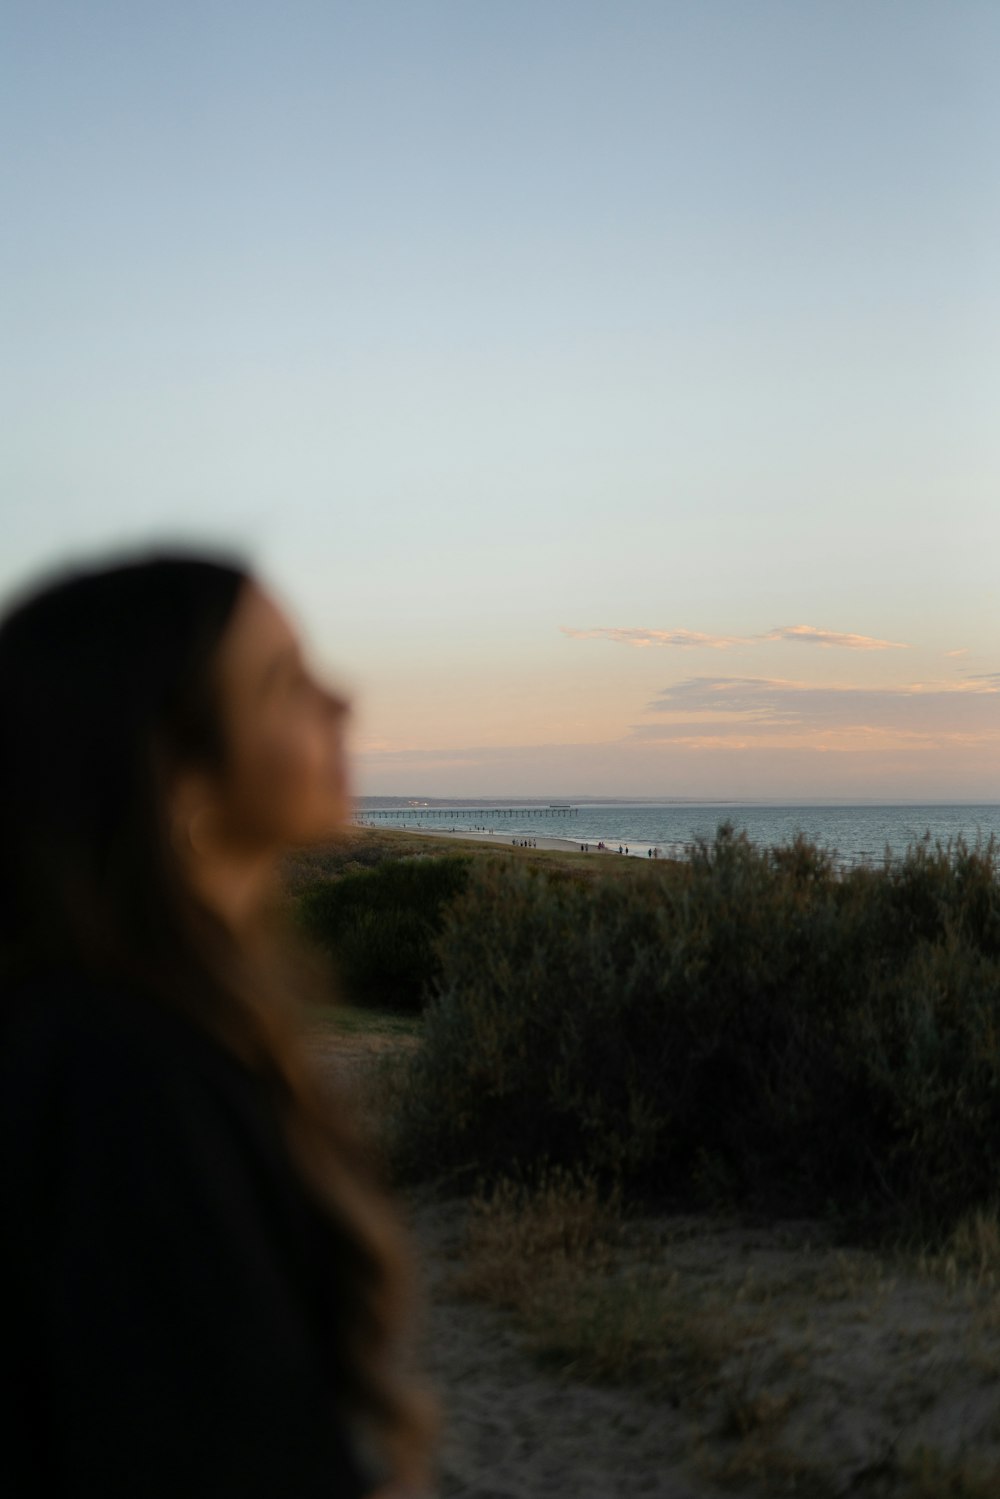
[0,548,440,1498]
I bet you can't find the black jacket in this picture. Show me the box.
[0,963,377,1498]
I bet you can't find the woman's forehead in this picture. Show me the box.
[222,581,301,677]
[247,580,298,636]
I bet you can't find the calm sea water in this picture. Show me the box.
[356,802,1000,868]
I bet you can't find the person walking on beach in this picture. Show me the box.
[0,549,439,1499]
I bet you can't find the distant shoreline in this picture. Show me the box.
[351,802,1000,870]
[355,797,1000,809]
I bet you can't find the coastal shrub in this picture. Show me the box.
[281,827,443,890]
[391,826,1000,1239]
[294,854,472,1012]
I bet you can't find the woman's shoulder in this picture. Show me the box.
[4,962,222,1076]
[0,967,380,1499]
[0,961,312,1252]
[0,962,271,1151]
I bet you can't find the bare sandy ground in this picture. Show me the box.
[309,1032,1000,1496]
[396,1190,1000,1498]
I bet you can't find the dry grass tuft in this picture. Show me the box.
[697,1437,835,1496]
[937,1204,1000,1289]
[895,1445,1000,1498]
[447,1166,622,1309]
[447,1168,748,1400]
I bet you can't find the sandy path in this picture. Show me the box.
[309,1030,698,1493]
[399,1183,703,1499]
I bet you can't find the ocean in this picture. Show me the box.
[354,801,1000,868]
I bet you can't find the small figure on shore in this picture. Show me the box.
[618,844,623,854]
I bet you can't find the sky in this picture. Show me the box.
[2,1,998,801]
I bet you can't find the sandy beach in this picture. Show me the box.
[361,825,661,858]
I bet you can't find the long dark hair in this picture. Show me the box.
[0,545,439,1491]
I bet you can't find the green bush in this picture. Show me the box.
[391,825,1000,1240]
[294,854,472,1012]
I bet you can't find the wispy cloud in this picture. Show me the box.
[561,626,746,649]
[562,624,908,651]
[633,674,1000,746]
[766,625,908,650]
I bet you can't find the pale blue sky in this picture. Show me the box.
[3,2,998,796]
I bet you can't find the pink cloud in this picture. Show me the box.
[636,674,1000,742]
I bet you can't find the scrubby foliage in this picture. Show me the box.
[281,828,452,891]
[392,825,1000,1239]
[294,854,472,1012]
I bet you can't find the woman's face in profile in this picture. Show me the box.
[209,578,352,850]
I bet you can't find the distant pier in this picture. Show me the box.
[353,805,578,823]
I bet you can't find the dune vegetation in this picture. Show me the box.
[293,824,1000,1494]
[291,822,1000,1244]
